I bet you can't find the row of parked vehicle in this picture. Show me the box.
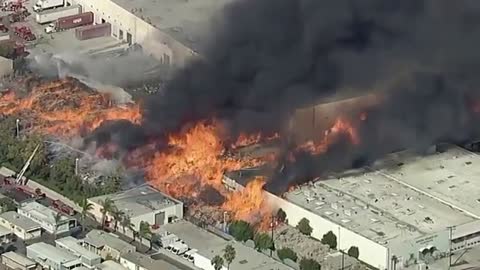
[158,232,198,263]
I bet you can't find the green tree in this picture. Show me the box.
[348,246,359,259]
[277,247,297,262]
[228,220,254,242]
[276,208,287,223]
[0,198,16,213]
[300,258,321,270]
[211,255,224,270]
[52,212,63,240]
[254,233,274,251]
[99,198,114,230]
[110,206,124,232]
[79,197,93,232]
[223,244,236,270]
[139,221,152,248]
[296,218,313,236]
[321,231,337,250]
[120,214,134,234]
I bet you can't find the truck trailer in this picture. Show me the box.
[44,11,93,33]
[35,5,80,24]
[33,0,64,12]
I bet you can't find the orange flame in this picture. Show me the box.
[0,78,141,136]
[296,117,360,155]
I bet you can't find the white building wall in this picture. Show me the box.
[193,253,227,270]
[265,192,389,270]
[72,0,197,67]
[0,218,41,240]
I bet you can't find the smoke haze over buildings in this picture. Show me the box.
[89,0,480,190]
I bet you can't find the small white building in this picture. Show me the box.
[0,211,41,240]
[27,242,83,270]
[88,184,183,231]
[18,201,77,235]
[1,251,37,270]
[56,236,102,268]
[82,230,135,260]
[0,224,13,244]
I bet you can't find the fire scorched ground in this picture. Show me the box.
[0,77,361,228]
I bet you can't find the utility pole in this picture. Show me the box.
[15,119,20,138]
[75,158,79,176]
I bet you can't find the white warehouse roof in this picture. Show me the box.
[285,144,480,245]
[111,0,234,53]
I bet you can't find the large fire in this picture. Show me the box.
[0,78,141,136]
[0,78,362,229]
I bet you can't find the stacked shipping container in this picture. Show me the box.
[56,11,93,30]
[75,23,111,40]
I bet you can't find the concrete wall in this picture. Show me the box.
[73,0,197,68]
[265,192,389,270]
[193,253,227,270]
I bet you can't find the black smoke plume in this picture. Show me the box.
[92,0,480,190]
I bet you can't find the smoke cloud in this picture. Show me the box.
[94,0,480,191]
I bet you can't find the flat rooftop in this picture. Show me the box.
[111,0,234,53]
[96,260,127,270]
[161,221,292,270]
[89,184,181,218]
[2,251,36,266]
[19,201,71,225]
[84,230,135,253]
[0,211,41,231]
[27,242,80,265]
[122,252,183,270]
[56,236,101,261]
[285,144,480,245]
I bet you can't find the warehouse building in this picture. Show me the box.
[18,201,77,235]
[71,0,232,67]
[225,144,480,270]
[88,184,183,231]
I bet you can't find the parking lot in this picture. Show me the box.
[2,2,129,56]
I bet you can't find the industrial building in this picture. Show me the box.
[70,0,232,67]
[26,242,83,270]
[82,230,135,260]
[159,220,293,270]
[88,184,183,231]
[225,144,480,270]
[0,211,41,240]
[18,201,77,235]
[55,236,102,268]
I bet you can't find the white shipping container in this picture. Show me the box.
[35,5,80,24]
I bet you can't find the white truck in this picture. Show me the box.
[35,5,80,24]
[171,243,189,255]
[33,0,64,12]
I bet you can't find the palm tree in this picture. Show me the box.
[120,214,134,235]
[211,255,224,270]
[223,244,236,270]
[100,198,114,230]
[110,207,124,232]
[139,221,152,248]
[52,212,63,240]
[79,197,93,232]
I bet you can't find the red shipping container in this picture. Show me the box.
[56,12,94,30]
[75,23,111,40]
